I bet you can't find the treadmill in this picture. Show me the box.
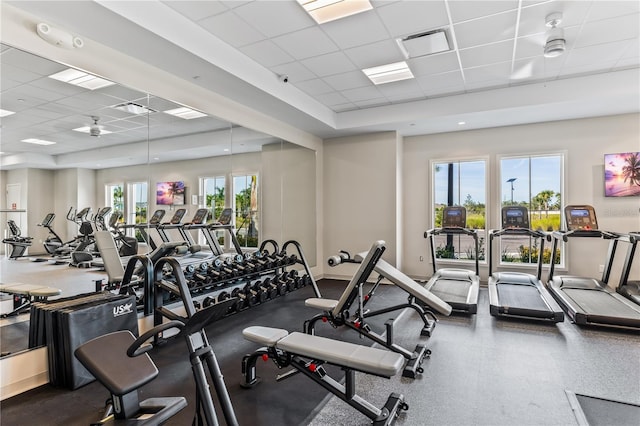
[423,206,480,313]
[548,205,640,329]
[488,206,564,322]
[616,231,640,305]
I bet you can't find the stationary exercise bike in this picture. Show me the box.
[75,298,238,426]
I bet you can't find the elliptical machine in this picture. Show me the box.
[38,213,64,255]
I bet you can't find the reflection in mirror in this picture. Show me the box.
[0,44,317,358]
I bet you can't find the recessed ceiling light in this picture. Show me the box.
[48,68,115,90]
[363,61,414,85]
[21,138,56,145]
[154,157,160,161]
[163,107,207,120]
[223,148,230,152]
[0,109,16,117]
[112,102,158,115]
[458,121,466,125]
[73,126,113,135]
[297,0,372,24]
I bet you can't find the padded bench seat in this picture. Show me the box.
[243,326,404,377]
[0,283,61,298]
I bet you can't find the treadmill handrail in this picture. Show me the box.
[425,227,479,276]
[425,227,477,237]
[489,228,547,280]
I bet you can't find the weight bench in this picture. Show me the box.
[0,283,61,317]
[241,325,408,426]
[75,330,187,424]
[305,240,452,378]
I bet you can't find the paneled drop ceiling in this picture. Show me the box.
[1,0,639,169]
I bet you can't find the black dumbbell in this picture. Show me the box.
[202,295,216,308]
[230,288,249,311]
[242,284,260,306]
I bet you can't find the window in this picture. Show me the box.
[500,154,564,266]
[233,174,259,248]
[432,159,487,262]
[128,182,148,240]
[106,183,124,215]
[202,176,226,244]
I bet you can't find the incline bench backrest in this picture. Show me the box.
[95,231,125,283]
[330,240,386,318]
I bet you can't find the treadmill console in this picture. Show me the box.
[565,205,598,230]
[217,208,233,225]
[502,206,529,229]
[191,208,209,225]
[149,209,166,225]
[442,206,466,228]
[169,208,187,224]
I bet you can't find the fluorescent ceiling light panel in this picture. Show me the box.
[112,102,158,115]
[298,0,372,24]
[363,61,414,85]
[21,138,56,145]
[0,109,16,117]
[48,68,115,90]
[397,29,450,59]
[163,107,207,120]
[73,126,113,135]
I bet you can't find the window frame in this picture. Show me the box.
[429,155,490,266]
[497,151,566,270]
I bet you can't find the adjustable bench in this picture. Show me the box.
[241,325,407,426]
[0,283,61,317]
[305,240,452,378]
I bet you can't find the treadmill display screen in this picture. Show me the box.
[149,210,166,225]
[442,206,466,228]
[169,208,187,224]
[565,205,598,230]
[191,209,209,224]
[501,206,529,228]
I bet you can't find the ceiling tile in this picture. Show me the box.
[375,1,449,38]
[448,0,519,23]
[408,51,460,77]
[586,1,640,22]
[416,70,465,96]
[198,11,266,48]
[332,103,357,112]
[272,27,339,60]
[344,39,405,69]
[270,62,317,83]
[565,39,638,69]
[240,40,294,68]
[454,10,518,49]
[315,92,349,107]
[464,62,511,84]
[513,33,547,60]
[162,1,228,21]
[295,78,335,96]
[459,40,514,69]
[341,86,384,102]
[575,14,640,48]
[323,71,371,91]
[300,51,357,77]
[375,78,423,97]
[233,1,313,38]
[321,9,389,50]
[353,97,390,108]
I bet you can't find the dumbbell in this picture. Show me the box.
[253,280,277,301]
[230,288,250,311]
[242,283,261,306]
[202,295,216,308]
[264,276,287,296]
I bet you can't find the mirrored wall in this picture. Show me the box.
[0,44,316,357]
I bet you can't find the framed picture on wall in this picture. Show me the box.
[156,181,186,205]
[604,152,640,197]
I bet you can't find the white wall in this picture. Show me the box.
[25,168,55,254]
[401,113,640,282]
[323,132,400,278]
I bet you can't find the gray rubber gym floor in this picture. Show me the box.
[1,279,639,425]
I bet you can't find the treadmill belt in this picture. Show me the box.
[497,284,549,312]
[563,289,640,319]
[431,279,470,303]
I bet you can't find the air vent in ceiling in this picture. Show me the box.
[111,102,158,115]
[396,29,451,59]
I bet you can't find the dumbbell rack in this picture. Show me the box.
[151,239,320,328]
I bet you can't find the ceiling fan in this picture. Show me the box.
[510,12,566,81]
[89,116,102,137]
